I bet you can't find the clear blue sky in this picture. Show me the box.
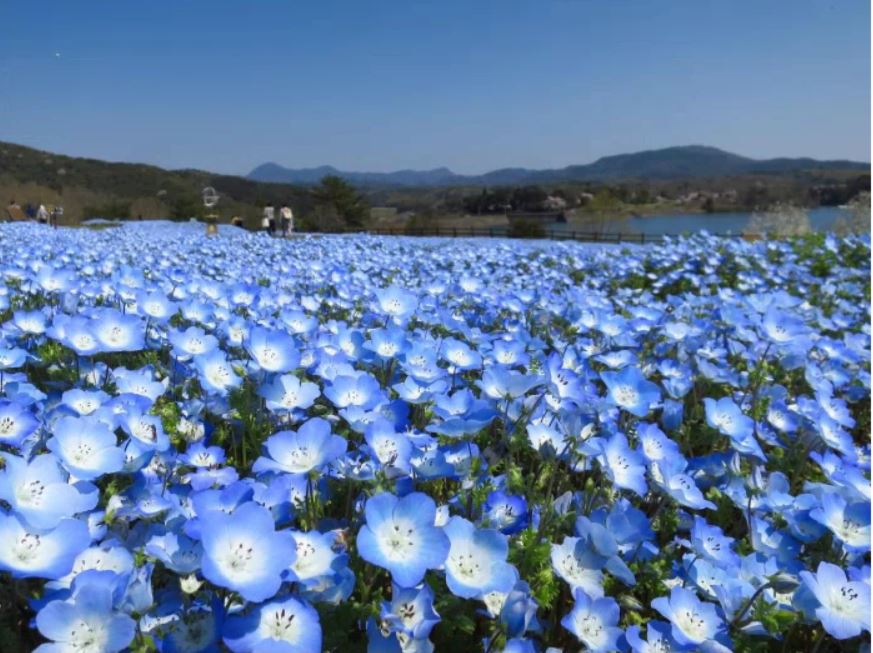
[0,1,869,175]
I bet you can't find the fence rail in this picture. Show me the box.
[289,226,748,244]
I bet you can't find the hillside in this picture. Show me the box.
[248,145,869,187]
[1,140,868,227]
[0,142,311,226]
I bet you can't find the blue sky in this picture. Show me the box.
[0,1,869,174]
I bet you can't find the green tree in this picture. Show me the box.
[170,195,204,221]
[311,176,368,228]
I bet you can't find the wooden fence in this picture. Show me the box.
[287,226,746,244]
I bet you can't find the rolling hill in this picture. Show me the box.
[0,141,312,226]
[249,145,869,187]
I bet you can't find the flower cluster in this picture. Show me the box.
[0,221,868,652]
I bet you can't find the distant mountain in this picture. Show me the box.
[248,162,460,187]
[248,145,869,187]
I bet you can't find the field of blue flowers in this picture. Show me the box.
[0,221,869,653]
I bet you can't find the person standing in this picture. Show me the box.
[50,205,63,228]
[263,203,276,234]
[261,204,273,233]
[36,204,49,224]
[280,204,294,236]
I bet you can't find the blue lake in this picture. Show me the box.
[514,206,850,238]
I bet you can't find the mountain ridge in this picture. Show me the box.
[248,145,869,187]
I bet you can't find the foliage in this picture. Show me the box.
[310,175,369,228]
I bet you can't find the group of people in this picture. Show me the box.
[260,203,294,236]
[5,199,63,227]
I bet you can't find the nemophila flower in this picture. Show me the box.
[253,417,346,475]
[0,399,40,446]
[112,367,167,401]
[651,586,725,648]
[374,286,419,320]
[119,410,170,452]
[760,305,810,345]
[200,501,296,602]
[136,289,176,322]
[393,376,447,405]
[287,529,341,583]
[560,588,623,652]
[490,340,529,367]
[656,458,720,509]
[49,545,134,591]
[298,565,356,606]
[279,309,319,337]
[525,422,569,457]
[689,516,741,568]
[35,572,137,653]
[260,373,320,413]
[189,482,256,534]
[443,516,516,598]
[482,491,528,534]
[246,326,300,373]
[704,397,754,441]
[180,298,215,325]
[60,388,111,417]
[601,366,661,417]
[477,365,542,400]
[35,266,75,293]
[428,388,496,437]
[364,419,413,472]
[816,388,856,428]
[0,513,90,579]
[0,453,98,529]
[401,344,445,384]
[799,562,871,640]
[598,432,648,496]
[441,337,482,372]
[145,530,203,574]
[89,309,145,352]
[194,349,242,396]
[595,498,656,557]
[410,446,455,480]
[380,582,441,641]
[219,315,251,347]
[324,373,385,410]
[0,346,28,369]
[222,595,322,653]
[169,326,219,360]
[357,492,449,588]
[492,580,540,639]
[551,537,605,597]
[181,442,226,468]
[636,422,682,465]
[766,400,799,433]
[812,412,856,458]
[658,360,695,399]
[574,516,636,586]
[48,316,98,356]
[365,326,410,360]
[13,309,48,335]
[47,416,125,481]
[810,492,870,555]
